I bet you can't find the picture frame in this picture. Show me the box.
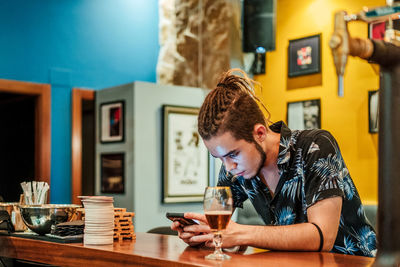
[287,99,321,130]
[368,19,400,40]
[162,105,209,203]
[288,34,321,77]
[368,90,379,133]
[100,100,125,143]
[100,153,125,194]
[368,21,386,40]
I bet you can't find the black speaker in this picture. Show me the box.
[242,0,276,53]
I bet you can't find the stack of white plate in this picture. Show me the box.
[79,196,114,245]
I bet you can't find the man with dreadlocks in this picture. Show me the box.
[171,69,376,257]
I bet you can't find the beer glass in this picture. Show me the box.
[203,186,233,260]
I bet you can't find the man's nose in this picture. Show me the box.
[224,159,237,172]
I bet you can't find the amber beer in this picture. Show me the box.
[205,210,232,232]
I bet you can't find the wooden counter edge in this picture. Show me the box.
[0,236,195,267]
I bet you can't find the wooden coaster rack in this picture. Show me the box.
[114,208,136,241]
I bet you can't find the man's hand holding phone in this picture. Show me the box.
[167,212,213,247]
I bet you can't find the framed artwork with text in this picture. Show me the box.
[162,105,209,203]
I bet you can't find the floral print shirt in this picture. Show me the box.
[217,121,377,257]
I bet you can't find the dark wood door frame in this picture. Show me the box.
[0,79,51,187]
[71,88,94,204]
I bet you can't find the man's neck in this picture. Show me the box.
[258,130,281,194]
[264,130,280,169]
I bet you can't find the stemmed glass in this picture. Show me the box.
[203,186,233,260]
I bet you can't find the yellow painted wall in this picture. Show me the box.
[256,0,385,204]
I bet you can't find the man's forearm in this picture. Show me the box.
[234,223,323,251]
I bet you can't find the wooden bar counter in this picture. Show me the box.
[0,233,374,266]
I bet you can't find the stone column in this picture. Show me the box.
[157,0,232,89]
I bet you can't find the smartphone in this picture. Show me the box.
[166,212,198,226]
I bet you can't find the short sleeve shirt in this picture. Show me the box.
[217,121,377,257]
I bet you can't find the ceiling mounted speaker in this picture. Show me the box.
[242,0,276,53]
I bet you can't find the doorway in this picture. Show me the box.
[0,93,35,201]
[0,79,51,202]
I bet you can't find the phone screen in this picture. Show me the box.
[166,212,198,226]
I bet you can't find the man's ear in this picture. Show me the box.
[253,124,267,142]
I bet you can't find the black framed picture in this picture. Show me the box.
[287,99,321,130]
[100,100,125,143]
[101,153,125,194]
[288,34,321,77]
[368,90,379,133]
[162,105,209,203]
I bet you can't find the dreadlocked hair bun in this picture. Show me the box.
[198,68,270,142]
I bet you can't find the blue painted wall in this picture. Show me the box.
[0,0,159,203]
